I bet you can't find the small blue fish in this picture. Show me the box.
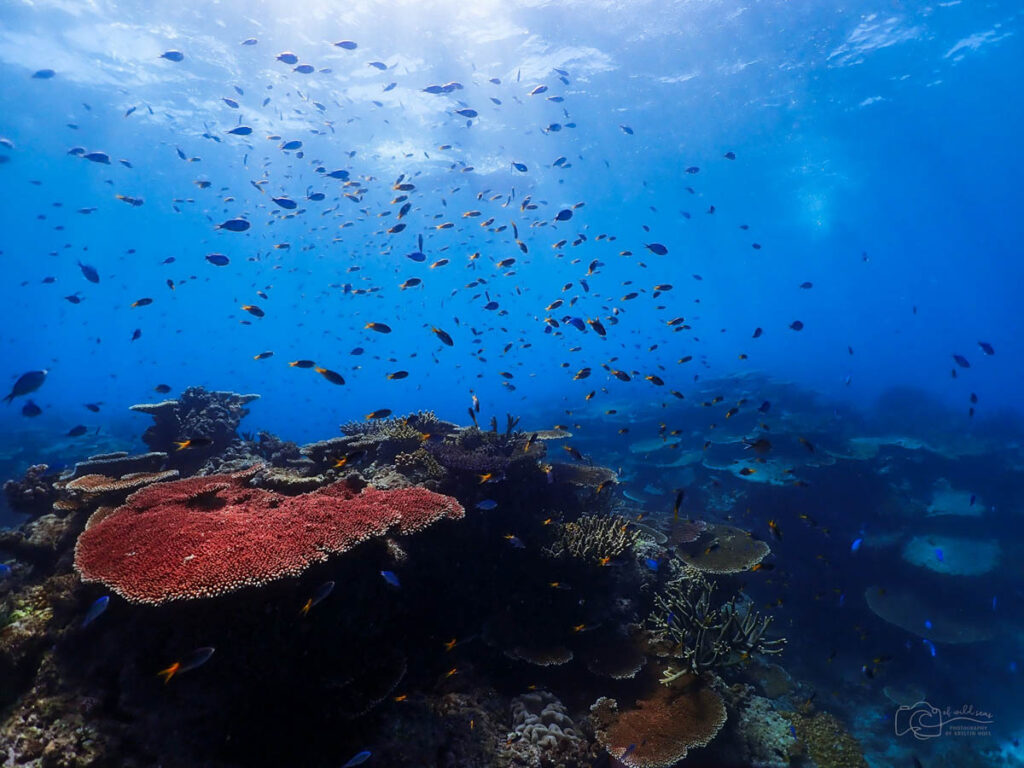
[934,548,944,562]
[924,619,933,630]
[644,558,659,572]
[838,592,846,607]
[992,596,998,611]
[850,538,863,553]
[789,724,797,738]
[81,595,109,628]
[923,639,937,658]
[475,499,498,511]
[380,571,400,588]
[0,563,11,578]
[503,534,525,549]
[341,751,371,768]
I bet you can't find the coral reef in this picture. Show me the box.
[864,585,994,643]
[590,673,727,768]
[648,563,785,675]
[63,469,179,506]
[675,523,770,574]
[68,451,167,479]
[546,514,639,565]
[74,469,465,604]
[3,464,58,517]
[784,710,868,768]
[734,692,798,767]
[130,387,259,468]
[425,428,515,473]
[507,690,585,765]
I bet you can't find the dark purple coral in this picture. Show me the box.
[129,387,259,469]
[3,464,58,517]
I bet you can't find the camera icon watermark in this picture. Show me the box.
[895,701,993,739]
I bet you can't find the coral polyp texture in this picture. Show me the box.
[73,467,464,604]
[590,676,728,768]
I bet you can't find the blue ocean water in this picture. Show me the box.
[1,1,1022,766]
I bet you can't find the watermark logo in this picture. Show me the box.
[895,701,993,739]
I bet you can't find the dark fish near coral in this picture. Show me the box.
[4,370,47,404]
[21,400,41,417]
[952,354,970,368]
[366,409,392,420]
[380,570,401,588]
[241,304,264,318]
[977,341,994,355]
[365,322,392,334]
[206,254,229,266]
[158,646,215,683]
[67,425,88,437]
[644,243,668,255]
[154,384,172,394]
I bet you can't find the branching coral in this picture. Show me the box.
[648,563,785,675]
[546,514,639,565]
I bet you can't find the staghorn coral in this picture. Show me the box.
[648,563,785,675]
[546,514,639,565]
[784,710,868,768]
[590,674,727,768]
[74,469,464,605]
